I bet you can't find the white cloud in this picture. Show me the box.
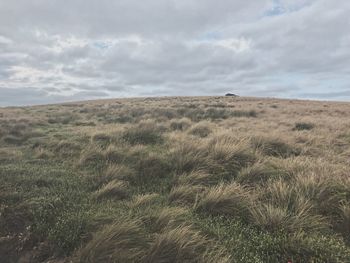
[0,0,349,105]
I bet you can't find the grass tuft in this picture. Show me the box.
[294,122,315,131]
[251,137,300,158]
[76,219,149,262]
[93,180,129,200]
[196,183,252,219]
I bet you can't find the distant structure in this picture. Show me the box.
[225,93,238,97]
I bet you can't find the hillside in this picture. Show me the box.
[1,96,350,262]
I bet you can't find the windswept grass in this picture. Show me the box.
[196,183,253,219]
[76,219,149,263]
[2,96,350,262]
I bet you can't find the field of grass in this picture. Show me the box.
[1,96,350,262]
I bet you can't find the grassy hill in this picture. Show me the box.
[1,96,350,262]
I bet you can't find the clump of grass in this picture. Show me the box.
[169,185,203,206]
[286,232,350,263]
[76,219,149,262]
[131,151,172,184]
[250,200,327,233]
[168,140,207,173]
[294,122,314,131]
[188,121,213,138]
[130,193,160,208]
[143,225,227,263]
[339,203,350,242]
[169,118,192,131]
[0,149,23,161]
[237,161,291,185]
[253,180,328,232]
[196,183,253,219]
[207,137,256,177]
[177,170,222,186]
[102,164,135,183]
[150,207,188,232]
[104,145,125,163]
[91,132,114,145]
[34,147,53,159]
[2,135,26,145]
[93,180,129,200]
[231,110,257,118]
[251,137,300,158]
[293,171,348,218]
[122,124,163,145]
[54,140,82,156]
[78,146,105,167]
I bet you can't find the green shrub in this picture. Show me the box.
[251,137,300,158]
[122,127,163,145]
[294,122,314,131]
[231,110,257,118]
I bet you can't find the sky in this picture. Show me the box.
[0,0,350,106]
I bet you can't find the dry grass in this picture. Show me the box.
[169,185,204,206]
[196,183,253,219]
[76,219,149,262]
[130,193,160,208]
[188,121,213,138]
[2,96,350,262]
[143,225,228,263]
[93,180,129,200]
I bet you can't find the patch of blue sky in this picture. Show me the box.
[263,0,312,17]
[92,41,110,50]
[197,31,221,42]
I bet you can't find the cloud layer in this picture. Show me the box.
[1,0,349,106]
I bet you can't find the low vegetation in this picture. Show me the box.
[1,96,350,262]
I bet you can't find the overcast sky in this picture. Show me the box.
[0,0,350,106]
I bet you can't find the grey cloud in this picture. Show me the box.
[0,0,350,105]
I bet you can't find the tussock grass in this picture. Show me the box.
[339,203,350,242]
[91,132,115,145]
[251,137,300,158]
[254,180,329,232]
[130,193,160,208]
[2,97,350,262]
[169,185,203,206]
[177,170,222,186]
[250,201,328,233]
[149,207,188,232]
[34,147,53,159]
[54,140,82,155]
[294,122,315,131]
[169,118,192,131]
[2,135,26,145]
[188,121,213,138]
[78,145,105,166]
[237,160,291,185]
[143,225,228,263]
[93,180,129,200]
[102,164,135,183]
[207,136,256,176]
[231,109,257,118]
[168,140,207,173]
[122,121,164,145]
[196,183,253,219]
[104,145,125,163]
[76,219,149,262]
